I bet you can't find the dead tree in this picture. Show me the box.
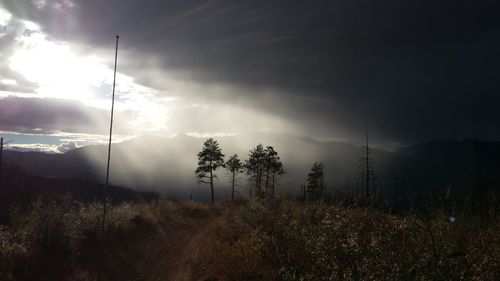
[357,132,376,200]
[0,137,12,189]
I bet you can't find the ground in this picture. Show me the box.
[126,214,215,281]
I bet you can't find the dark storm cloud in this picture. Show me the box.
[3,0,500,144]
[0,68,39,93]
[0,96,108,134]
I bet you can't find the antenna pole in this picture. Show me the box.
[102,35,119,235]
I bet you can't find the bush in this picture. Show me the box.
[0,194,146,280]
[204,200,499,281]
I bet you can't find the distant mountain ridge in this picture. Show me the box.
[4,134,500,202]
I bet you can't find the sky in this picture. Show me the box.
[0,0,499,153]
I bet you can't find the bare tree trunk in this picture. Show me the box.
[319,176,323,200]
[0,137,9,189]
[271,173,275,197]
[210,159,214,205]
[265,166,270,195]
[256,165,262,198]
[231,172,235,201]
[0,137,3,190]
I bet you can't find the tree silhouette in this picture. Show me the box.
[245,144,266,198]
[195,138,225,205]
[307,162,326,201]
[245,145,285,199]
[357,132,376,200]
[226,154,243,201]
[263,146,285,197]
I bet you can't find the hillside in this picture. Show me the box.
[4,134,500,201]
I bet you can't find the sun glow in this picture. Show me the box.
[1,6,262,140]
[5,20,173,134]
[9,33,109,101]
[0,7,11,26]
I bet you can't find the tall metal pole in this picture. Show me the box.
[102,35,119,235]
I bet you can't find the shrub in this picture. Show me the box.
[0,194,148,280]
[204,199,499,281]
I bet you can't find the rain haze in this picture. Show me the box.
[1,1,500,280]
[1,0,499,149]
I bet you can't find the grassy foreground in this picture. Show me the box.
[201,200,499,281]
[0,195,211,281]
[0,195,498,281]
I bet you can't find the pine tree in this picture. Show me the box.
[226,154,243,201]
[263,146,285,197]
[245,144,266,198]
[307,162,326,201]
[245,145,285,199]
[195,138,225,205]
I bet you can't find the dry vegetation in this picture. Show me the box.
[202,200,499,281]
[0,194,211,281]
[1,192,498,281]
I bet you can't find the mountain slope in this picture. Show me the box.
[4,134,500,201]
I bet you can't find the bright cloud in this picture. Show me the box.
[8,143,60,153]
[4,13,174,134]
[0,6,11,37]
[186,132,237,138]
[0,7,11,26]
[1,130,135,154]
[0,3,295,152]
[9,34,109,100]
[1,79,17,86]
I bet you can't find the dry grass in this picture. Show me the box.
[0,194,210,281]
[1,194,498,281]
[201,200,500,281]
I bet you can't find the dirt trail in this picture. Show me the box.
[127,213,217,281]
